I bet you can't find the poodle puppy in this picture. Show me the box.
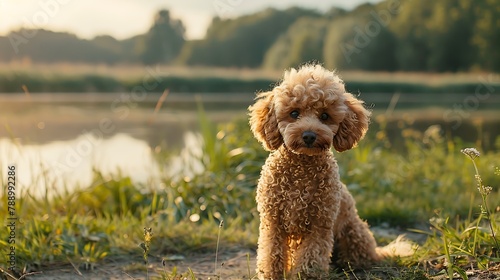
[249,64,381,279]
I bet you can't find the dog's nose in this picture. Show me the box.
[302,131,316,145]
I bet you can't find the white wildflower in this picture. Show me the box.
[461,148,480,160]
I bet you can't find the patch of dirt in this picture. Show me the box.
[3,240,499,280]
[5,248,257,280]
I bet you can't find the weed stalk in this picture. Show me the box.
[141,227,153,279]
[214,220,224,279]
[461,148,499,258]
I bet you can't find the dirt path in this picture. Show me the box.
[5,249,500,280]
[15,248,256,280]
[4,226,499,280]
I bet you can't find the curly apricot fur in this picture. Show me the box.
[249,64,381,280]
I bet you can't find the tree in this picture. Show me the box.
[424,0,474,71]
[178,7,320,68]
[141,9,185,65]
[3,29,122,64]
[262,18,328,70]
[389,0,433,71]
[391,0,477,72]
[323,4,397,71]
[470,0,500,71]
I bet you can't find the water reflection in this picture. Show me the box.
[167,132,204,180]
[0,133,161,197]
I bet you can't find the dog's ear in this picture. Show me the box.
[333,93,371,152]
[248,91,283,151]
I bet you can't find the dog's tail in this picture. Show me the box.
[376,235,416,258]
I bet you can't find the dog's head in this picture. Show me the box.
[249,64,370,155]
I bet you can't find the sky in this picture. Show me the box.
[0,0,382,40]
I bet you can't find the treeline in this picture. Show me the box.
[0,9,184,65]
[1,0,498,72]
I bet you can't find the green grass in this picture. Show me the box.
[1,63,499,94]
[6,74,499,94]
[0,108,499,279]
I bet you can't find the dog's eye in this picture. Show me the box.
[290,110,300,119]
[320,113,329,121]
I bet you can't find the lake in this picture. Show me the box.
[1,92,499,196]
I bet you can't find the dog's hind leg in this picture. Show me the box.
[332,185,381,267]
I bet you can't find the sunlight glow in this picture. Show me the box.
[0,0,381,40]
